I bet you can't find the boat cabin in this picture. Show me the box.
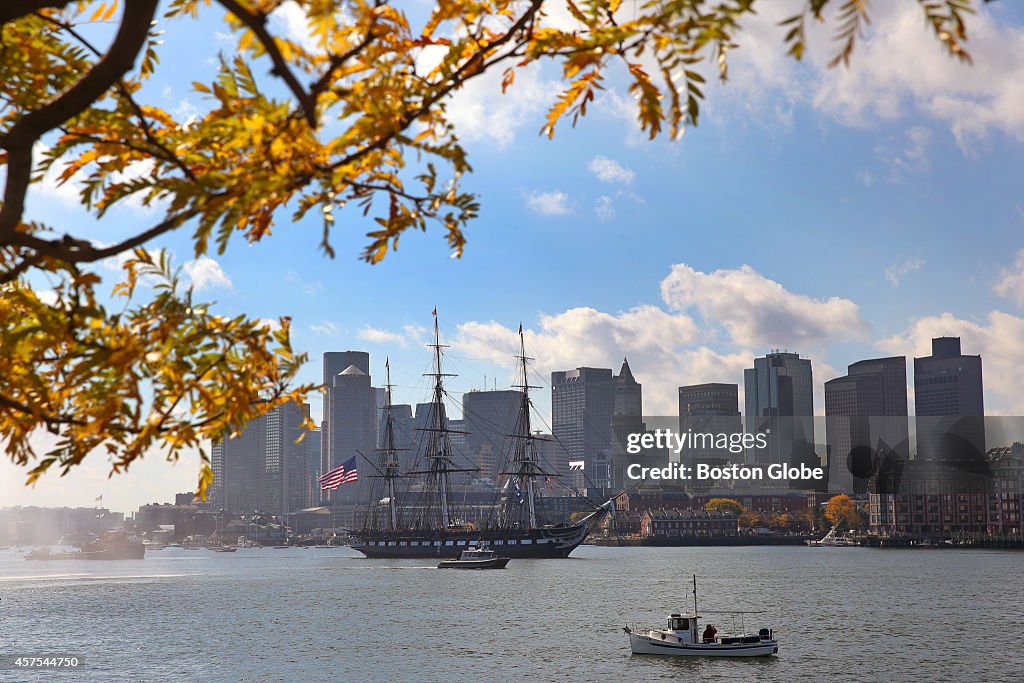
[665,613,701,644]
[460,546,495,560]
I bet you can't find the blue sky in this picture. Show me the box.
[5,1,1024,512]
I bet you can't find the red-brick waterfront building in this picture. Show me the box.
[639,508,738,539]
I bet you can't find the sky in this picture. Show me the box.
[4,1,1024,513]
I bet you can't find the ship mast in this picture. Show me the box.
[429,313,452,528]
[378,357,401,530]
[502,324,549,529]
[410,309,476,529]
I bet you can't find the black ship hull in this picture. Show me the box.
[351,523,591,559]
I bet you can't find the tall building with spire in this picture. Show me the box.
[612,358,644,446]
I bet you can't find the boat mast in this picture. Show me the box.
[505,324,545,529]
[692,574,698,616]
[428,311,452,528]
[379,357,401,530]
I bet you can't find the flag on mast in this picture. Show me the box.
[318,457,359,491]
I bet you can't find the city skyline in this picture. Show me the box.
[8,332,1012,514]
[6,2,1024,512]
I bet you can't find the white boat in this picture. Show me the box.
[625,576,778,657]
[806,523,858,547]
[437,546,510,570]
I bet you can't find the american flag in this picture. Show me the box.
[318,457,359,490]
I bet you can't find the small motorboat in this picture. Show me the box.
[625,576,778,657]
[437,546,510,570]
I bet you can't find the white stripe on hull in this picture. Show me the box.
[629,633,778,657]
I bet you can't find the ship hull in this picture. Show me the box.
[351,523,591,559]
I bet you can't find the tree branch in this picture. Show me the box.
[38,13,200,183]
[0,199,220,284]
[326,0,544,174]
[0,0,159,240]
[0,0,72,26]
[216,0,318,127]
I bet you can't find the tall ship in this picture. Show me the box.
[349,315,612,559]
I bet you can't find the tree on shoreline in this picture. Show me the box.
[705,497,744,518]
[0,0,985,496]
[824,494,861,530]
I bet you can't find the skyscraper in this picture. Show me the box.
[551,367,615,489]
[210,400,311,516]
[462,389,522,480]
[824,356,908,493]
[324,363,376,504]
[321,351,372,506]
[678,383,741,472]
[914,337,985,464]
[306,427,322,505]
[744,351,816,488]
[612,359,644,447]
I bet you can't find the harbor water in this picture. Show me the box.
[1,545,1022,682]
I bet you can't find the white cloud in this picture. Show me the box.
[885,257,925,287]
[270,1,323,52]
[994,249,1024,307]
[455,305,701,412]
[358,325,409,348]
[451,263,868,413]
[878,311,1024,414]
[182,256,233,292]
[808,4,1024,151]
[660,263,869,349]
[284,270,324,296]
[310,320,339,336]
[876,126,931,182]
[594,195,615,222]
[589,156,636,185]
[525,190,572,215]
[29,143,81,208]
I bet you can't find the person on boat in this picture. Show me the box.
[702,624,717,643]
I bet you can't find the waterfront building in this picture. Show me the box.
[639,508,739,540]
[986,444,1024,536]
[743,351,817,489]
[677,383,741,475]
[914,337,985,464]
[824,356,909,494]
[868,458,989,537]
